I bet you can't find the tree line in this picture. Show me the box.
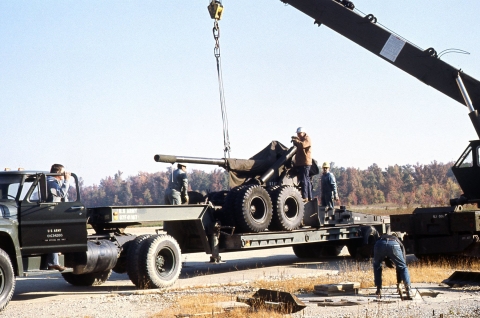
[80,161,461,208]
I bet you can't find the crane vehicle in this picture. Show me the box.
[279,0,480,258]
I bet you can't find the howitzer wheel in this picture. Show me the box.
[135,234,182,289]
[234,185,273,233]
[270,186,304,231]
[126,234,152,286]
[219,186,245,227]
[62,270,112,286]
[0,248,15,311]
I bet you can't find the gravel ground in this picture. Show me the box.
[3,283,480,317]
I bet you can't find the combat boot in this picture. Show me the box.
[405,285,412,299]
[375,287,381,298]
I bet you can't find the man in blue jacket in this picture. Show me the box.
[320,162,338,210]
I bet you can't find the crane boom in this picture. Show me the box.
[282,0,480,110]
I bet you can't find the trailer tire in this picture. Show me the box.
[62,270,112,286]
[322,245,345,257]
[234,185,273,233]
[292,243,323,258]
[136,235,182,289]
[126,234,152,286]
[270,186,304,231]
[0,248,15,311]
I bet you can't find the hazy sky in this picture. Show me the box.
[2,1,479,186]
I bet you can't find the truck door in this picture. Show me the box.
[18,173,87,254]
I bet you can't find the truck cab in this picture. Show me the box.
[0,170,87,275]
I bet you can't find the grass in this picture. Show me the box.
[149,257,480,317]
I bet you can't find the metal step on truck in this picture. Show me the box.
[0,146,390,311]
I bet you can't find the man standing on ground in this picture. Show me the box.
[320,162,339,210]
[46,163,70,271]
[291,127,312,202]
[165,163,189,205]
[373,233,412,298]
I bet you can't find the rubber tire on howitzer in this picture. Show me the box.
[135,234,182,289]
[234,185,273,233]
[126,234,152,285]
[219,186,245,227]
[0,248,15,311]
[270,186,304,231]
[62,270,112,286]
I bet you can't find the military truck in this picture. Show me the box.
[0,168,389,311]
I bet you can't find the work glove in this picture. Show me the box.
[182,195,189,204]
[384,257,395,268]
[334,195,339,201]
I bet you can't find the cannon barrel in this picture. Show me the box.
[258,146,297,184]
[154,154,226,167]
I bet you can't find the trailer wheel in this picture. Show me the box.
[234,185,273,233]
[0,248,15,311]
[321,245,345,257]
[292,243,323,258]
[135,234,182,289]
[126,234,152,285]
[62,270,112,286]
[270,186,304,231]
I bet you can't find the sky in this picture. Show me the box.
[2,1,480,186]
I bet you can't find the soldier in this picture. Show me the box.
[291,127,313,202]
[320,162,339,210]
[165,163,189,205]
[46,163,70,271]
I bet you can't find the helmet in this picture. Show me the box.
[296,127,305,133]
[322,162,330,168]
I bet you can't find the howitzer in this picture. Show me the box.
[155,141,317,188]
[155,141,319,234]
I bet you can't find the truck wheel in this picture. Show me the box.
[112,239,133,274]
[126,234,152,285]
[234,185,273,233]
[61,270,112,286]
[136,235,182,289]
[321,245,344,257]
[270,186,304,231]
[0,248,15,311]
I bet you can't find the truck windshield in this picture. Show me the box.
[0,174,37,202]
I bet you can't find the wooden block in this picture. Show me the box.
[314,282,360,292]
[313,289,359,296]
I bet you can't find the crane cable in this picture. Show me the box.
[208,1,231,159]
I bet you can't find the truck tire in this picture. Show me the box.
[322,245,345,257]
[126,234,152,285]
[61,270,112,286]
[112,240,132,274]
[0,248,15,311]
[234,185,273,233]
[135,234,182,289]
[270,186,304,231]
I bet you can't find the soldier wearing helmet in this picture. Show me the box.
[291,127,313,202]
[165,163,189,205]
[320,161,339,210]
